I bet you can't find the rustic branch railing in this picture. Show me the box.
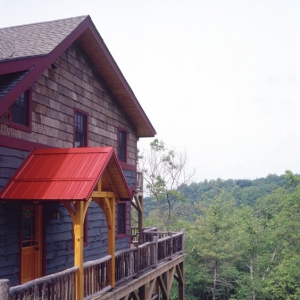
[131,226,157,243]
[83,255,111,299]
[6,229,184,300]
[131,227,139,243]
[9,266,78,300]
[140,227,158,243]
[115,237,158,284]
[140,229,184,263]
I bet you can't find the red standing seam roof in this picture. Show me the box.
[0,147,132,201]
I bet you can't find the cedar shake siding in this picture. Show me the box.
[0,201,130,281]
[0,202,21,286]
[0,146,29,191]
[0,16,157,290]
[0,42,137,166]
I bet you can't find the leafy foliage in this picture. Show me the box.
[140,140,300,299]
[140,139,194,229]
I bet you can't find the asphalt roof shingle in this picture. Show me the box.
[0,16,87,61]
[0,70,31,100]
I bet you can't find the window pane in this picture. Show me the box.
[22,208,36,247]
[12,91,29,126]
[118,130,126,162]
[117,203,126,235]
[75,112,87,147]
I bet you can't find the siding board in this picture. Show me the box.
[0,40,137,283]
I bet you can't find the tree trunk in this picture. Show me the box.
[250,256,256,300]
[212,260,218,300]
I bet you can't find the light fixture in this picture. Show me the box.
[52,209,60,220]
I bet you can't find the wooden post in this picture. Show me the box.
[138,195,143,232]
[153,235,158,268]
[139,228,144,245]
[178,262,185,300]
[181,228,185,252]
[168,232,173,260]
[134,242,140,278]
[107,197,116,288]
[0,279,9,300]
[74,201,84,300]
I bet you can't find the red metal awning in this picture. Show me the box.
[0,147,132,201]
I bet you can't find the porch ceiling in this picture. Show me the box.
[0,147,132,201]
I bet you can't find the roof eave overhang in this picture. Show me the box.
[0,16,156,137]
[0,147,132,201]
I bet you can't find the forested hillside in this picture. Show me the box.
[144,174,288,217]
[143,173,300,300]
[139,140,300,299]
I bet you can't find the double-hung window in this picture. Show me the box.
[117,202,126,236]
[9,89,32,132]
[118,129,127,162]
[74,109,88,147]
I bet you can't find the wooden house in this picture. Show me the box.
[0,16,185,300]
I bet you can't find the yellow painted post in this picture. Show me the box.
[74,201,84,300]
[106,197,116,288]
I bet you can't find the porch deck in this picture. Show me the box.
[3,228,184,300]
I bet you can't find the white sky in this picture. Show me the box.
[1,0,300,181]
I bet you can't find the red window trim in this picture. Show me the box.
[9,88,32,133]
[73,108,89,147]
[116,201,127,239]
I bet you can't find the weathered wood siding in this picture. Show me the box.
[0,202,21,286]
[116,201,131,251]
[44,201,129,275]
[0,147,29,192]
[0,43,135,283]
[0,41,138,166]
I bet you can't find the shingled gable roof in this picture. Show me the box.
[0,147,132,201]
[0,16,156,137]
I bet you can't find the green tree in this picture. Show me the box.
[190,198,238,300]
[140,139,194,230]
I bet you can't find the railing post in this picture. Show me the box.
[134,242,140,278]
[0,279,9,300]
[139,228,144,245]
[168,232,173,260]
[153,235,158,267]
[181,228,185,252]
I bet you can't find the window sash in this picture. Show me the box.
[118,130,126,162]
[117,203,126,235]
[74,111,87,147]
[12,91,30,126]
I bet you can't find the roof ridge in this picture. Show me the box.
[0,15,89,30]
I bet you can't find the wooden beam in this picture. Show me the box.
[175,263,184,284]
[107,197,116,288]
[74,201,84,300]
[91,191,115,198]
[96,255,185,300]
[145,279,156,300]
[167,267,176,295]
[64,200,92,300]
[138,285,145,300]
[131,201,138,211]
[177,262,185,300]
[133,195,143,213]
[132,290,140,300]
[83,198,93,220]
[157,273,168,299]
[104,171,120,199]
